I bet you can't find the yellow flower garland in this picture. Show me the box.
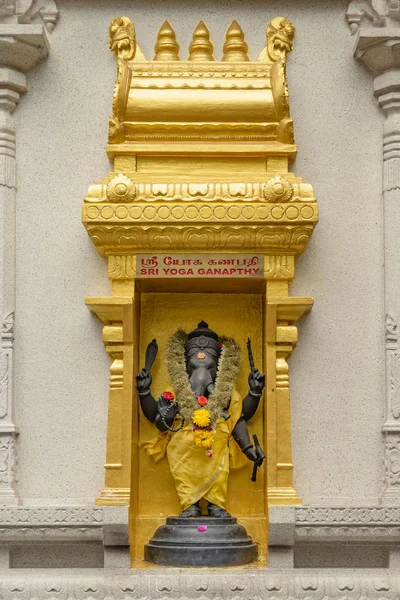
[192,408,211,428]
[193,429,214,449]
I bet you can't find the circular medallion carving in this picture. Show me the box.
[115,206,129,219]
[106,173,136,203]
[300,205,314,219]
[242,206,255,219]
[227,206,241,219]
[257,206,269,220]
[157,206,171,219]
[86,206,99,220]
[130,206,142,219]
[213,206,226,219]
[271,206,285,219]
[185,206,199,219]
[143,206,157,220]
[171,206,184,219]
[199,206,212,219]
[263,175,294,203]
[101,206,114,219]
[285,206,299,220]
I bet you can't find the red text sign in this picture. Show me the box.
[137,254,264,278]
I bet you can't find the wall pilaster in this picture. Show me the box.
[347,0,400,504]
[0,2,58,504]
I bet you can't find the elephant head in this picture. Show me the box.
[185,321,221,398]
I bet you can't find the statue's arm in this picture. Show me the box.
[232,416,258,462]
[136,368,157,423]
[242,392,262,421]
[242,370,265,421]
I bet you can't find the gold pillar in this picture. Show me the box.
[86,297,136,505]
[265,280,313,505]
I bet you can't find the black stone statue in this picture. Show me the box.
[136,321,265,519]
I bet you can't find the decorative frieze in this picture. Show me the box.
[0,506,103,543]
[296,506,400,524]
[84,202,316,224]
[296,506,400,542]
[0,569,397,598]
[86,178,316,204]
[0,506,103,525]
[85,224,314,256]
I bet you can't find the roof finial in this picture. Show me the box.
[154,20,180,61]
[222,20,250,62]
[188,20,215,61]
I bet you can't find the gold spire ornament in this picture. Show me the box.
[188,20,215,61]
[154,20,180,61]
[222,20,250,62]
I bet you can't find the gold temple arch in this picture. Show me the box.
[82,15,318,564]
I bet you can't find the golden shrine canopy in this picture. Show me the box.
[83,16,317,259]
[82,15,318,565]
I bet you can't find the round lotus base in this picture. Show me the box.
[144,516,258,567]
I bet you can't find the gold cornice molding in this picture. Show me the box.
[83,173,317,258]
[84,224,315,257]
[84,175,315,203]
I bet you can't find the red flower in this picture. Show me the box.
[219,342,224,348]
[163,391,174,401]
[198,396,208,406]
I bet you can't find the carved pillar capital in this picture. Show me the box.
[347,2,400,75]
[0,1,58,32]
[0,68,25,113]
[374,69,400,110]
[0,1,59,75]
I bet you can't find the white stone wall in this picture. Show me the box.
[13,0,384,507]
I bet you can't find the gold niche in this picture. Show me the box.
[83,15,318,565]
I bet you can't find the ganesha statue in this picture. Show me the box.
[136,321,265,519]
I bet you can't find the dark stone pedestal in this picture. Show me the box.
[144,516,258,567]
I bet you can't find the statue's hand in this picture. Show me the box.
[244,446,258,462]
[157,395,177,422]
[136,368,152,394]
[248,370,265,396]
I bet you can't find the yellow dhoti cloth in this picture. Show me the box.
[141,390,247,510]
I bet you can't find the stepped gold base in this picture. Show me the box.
[95,488,130,506]
[268,487,302,506]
